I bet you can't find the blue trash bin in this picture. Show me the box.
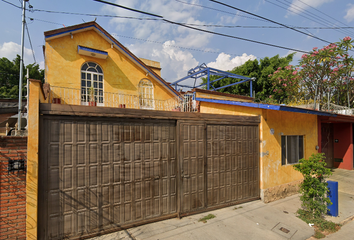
[327,180,338,217]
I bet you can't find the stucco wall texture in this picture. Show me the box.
[45,30,174,102]
[200,102,318,201]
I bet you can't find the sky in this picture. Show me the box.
[1,0,354,86]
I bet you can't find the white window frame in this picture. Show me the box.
[138,79,154,110]
[80,62,104,106]
[281,135,304,165]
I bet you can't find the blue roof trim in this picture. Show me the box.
[46,24,179,98]
[196,97,337,117]
[78,45,108,55]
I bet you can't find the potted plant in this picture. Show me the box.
[88,86,97,106]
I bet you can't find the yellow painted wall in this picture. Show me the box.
[45,30,175,102]
[196,92,253,102]
[26,80,44,240]
[200,102,318,190]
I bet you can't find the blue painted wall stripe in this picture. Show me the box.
[196,97,336,117]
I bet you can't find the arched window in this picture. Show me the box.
[138,79,154,109]
[81,62,103,105]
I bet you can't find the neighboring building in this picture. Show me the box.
[26,21,352,240]
[0,99,26,135]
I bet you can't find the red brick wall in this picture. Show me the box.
[0,136,27,240]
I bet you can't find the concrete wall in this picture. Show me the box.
[0,136,27,240]
[333,123,353,170]
[45,29,174,101]
[200,102,318,202]
[26,80,45,240]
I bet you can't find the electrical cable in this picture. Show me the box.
[268,0,354,38]
[183,23,354,29]
[209,0,332,45]
[163,19,310,53]
[297,0,354,35]
[174,0,270,23]
[93,0,163,18]
[112,33,242,55]
[1,0,21,9]
[25,23,36,63]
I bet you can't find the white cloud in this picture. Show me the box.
[344,4,354,22]
[287,0,333,15]
[103,0,212,48]
[127,40,198,83]
[0,41,33,64]
[207,53,257,71]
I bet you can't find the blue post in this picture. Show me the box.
[250,80,253,98]
[327,180,338,217]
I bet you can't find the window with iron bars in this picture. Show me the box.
[138,79,154,109]
[81,62,103,105]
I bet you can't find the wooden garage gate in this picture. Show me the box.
[38,112,259,239]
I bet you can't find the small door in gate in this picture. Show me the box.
[179,121,206,213]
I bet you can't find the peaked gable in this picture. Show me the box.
[44,21,180,98]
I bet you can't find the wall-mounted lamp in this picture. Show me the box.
[315,145,319,150]
[70,32,73,39]
[8,159,26,174]
[146,72,149,76]
[111,43,114,48]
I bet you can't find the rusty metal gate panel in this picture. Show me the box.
[39,117,177,239]
[179,122,259,215]
[178,121,206,214]
[206,125,259,207]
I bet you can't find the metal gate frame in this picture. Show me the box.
[176,120,260,218]
[38,104,260,239]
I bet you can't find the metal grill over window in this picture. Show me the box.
[81,62,103,105]
[138,79,154,109]
[281,135,304,165]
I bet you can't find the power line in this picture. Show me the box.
[1,0,21,9]
[93,0,163,18]
[268,0,354,38]
[296,0,354,35]
[163,19,310,54]
[0,0,312,54]
[112,33,243,56]
[174,0,270,23]
[209,0,332,45]
[30,8,161,21]
[25,23,36,63]
[183,23,354,29]
[27,17,63,26]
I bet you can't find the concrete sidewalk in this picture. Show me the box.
[91,168,354,240]
[92,195,314,240]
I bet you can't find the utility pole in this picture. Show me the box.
[18,0,28,132]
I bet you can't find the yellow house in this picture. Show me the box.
[44,21,179,109]
[26,22,333,239]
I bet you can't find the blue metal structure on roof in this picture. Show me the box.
[196,97,337,117]
[169,63,254,97]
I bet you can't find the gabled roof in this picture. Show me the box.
[44,21,180,98]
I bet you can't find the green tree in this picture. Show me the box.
[270,37,354,108]
[202,53,295,102]
[0,55,44,99]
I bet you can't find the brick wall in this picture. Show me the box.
[0,136,27,240]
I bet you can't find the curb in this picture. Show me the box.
[339,215,354,226]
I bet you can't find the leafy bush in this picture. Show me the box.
[293,153,332,218]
